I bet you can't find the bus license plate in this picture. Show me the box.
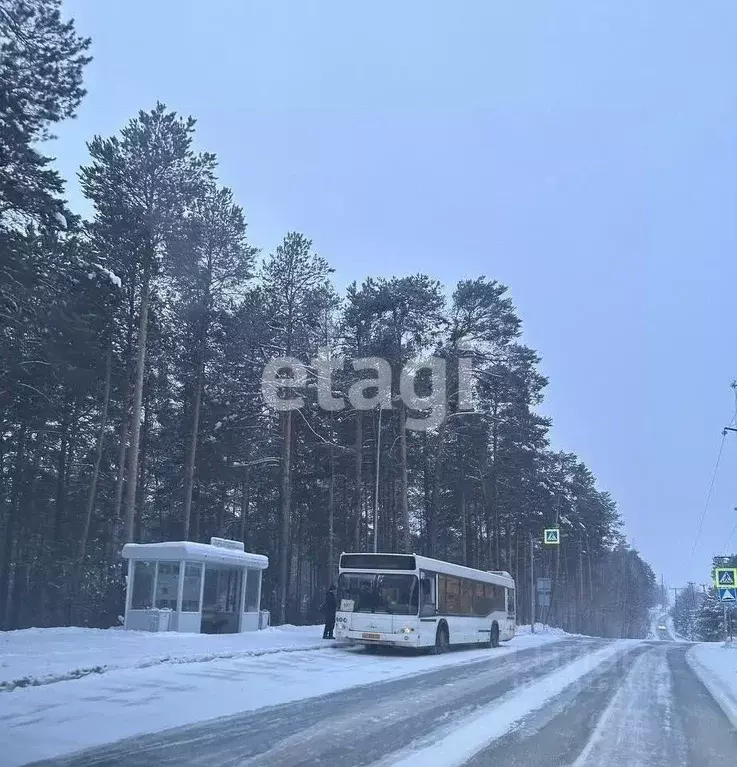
[362,632,381,640]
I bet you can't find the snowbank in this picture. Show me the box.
[516,622,589,639]
[0,624,326,691]
[687,642,737,730]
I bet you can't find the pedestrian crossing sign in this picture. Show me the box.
[717,587,736,603]
[714,568,737,588]
[544,528,560,545]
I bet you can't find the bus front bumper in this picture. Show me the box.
[336,628,422,646]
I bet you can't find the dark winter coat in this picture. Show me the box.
[321,590,337,617]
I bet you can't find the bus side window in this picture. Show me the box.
[420,573,436,616]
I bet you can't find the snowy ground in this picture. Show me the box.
[0,622,567,765]
[688,641,737,729]
[0,624,329,690]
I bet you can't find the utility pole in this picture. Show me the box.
[530,533,535,634]
[724,381,737,644]
[724,602,729,646]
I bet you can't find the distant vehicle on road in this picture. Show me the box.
[334,552,516,653]
[658,624,667,631]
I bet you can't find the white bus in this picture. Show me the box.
[333,552,516,652]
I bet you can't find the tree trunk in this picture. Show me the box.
[134,380,151,544]
[15,432,44,627]
[78,350,112,557]
[8,559,27,629]
[491,399,500,566]
[278,410,293,624]
[6,433,36,628]
[353,411,363,550]
[460,479,467,565]
[217,481,227,537]
[52,404,72,544]
[240,465,250,549]
[429,420,450,558]
[0,427,26,627]
[193,479,201,540]
[73,348,113,618]
[124,262,151,543]
[328,443,335,584]
[182,326,206,539]
[113,287,136,546]
[399,405,410,552]
[514,526,520,605]
[111,414,129,552]
[422,433,432,554]
[48,403,78,626]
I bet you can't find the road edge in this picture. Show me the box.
[685,645,737,731]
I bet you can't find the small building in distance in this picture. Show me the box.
[121,537,268,633]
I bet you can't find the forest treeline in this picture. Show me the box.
[672,555,737,642]
[0,0,658,636]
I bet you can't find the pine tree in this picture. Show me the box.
[170,182,257,539]
[0,0,90,226]
[694,590,725,641]
[260,232,335,623]
[80,104,216,544]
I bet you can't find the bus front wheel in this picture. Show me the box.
[490,622,500,648]
[432,624,449,654]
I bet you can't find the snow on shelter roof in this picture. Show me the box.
[121,541,268,569]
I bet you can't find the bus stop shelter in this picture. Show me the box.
[121,537,268,633]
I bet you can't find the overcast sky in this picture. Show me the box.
[54,0,737,589]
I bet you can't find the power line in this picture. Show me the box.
[691,432,727,557]
[723,518,737,555]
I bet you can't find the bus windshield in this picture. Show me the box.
[337,573,419,615]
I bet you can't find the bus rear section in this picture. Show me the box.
[333,552,516,651]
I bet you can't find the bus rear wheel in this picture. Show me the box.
[432,624,449,655]
[490,622,500,648]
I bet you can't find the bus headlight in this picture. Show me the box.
[399,627,415,634]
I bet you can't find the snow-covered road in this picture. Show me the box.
[463,641,737,767]
[3,631,737,766]
[13,639,737,767]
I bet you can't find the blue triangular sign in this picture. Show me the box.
[718,587,736,602]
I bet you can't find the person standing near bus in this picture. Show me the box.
[321,584,337,639]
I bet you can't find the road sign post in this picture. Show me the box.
[536,578,551,626]
[530,533,535,634]
[726,604,729,646]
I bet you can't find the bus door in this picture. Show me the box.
[419,571,437,617]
